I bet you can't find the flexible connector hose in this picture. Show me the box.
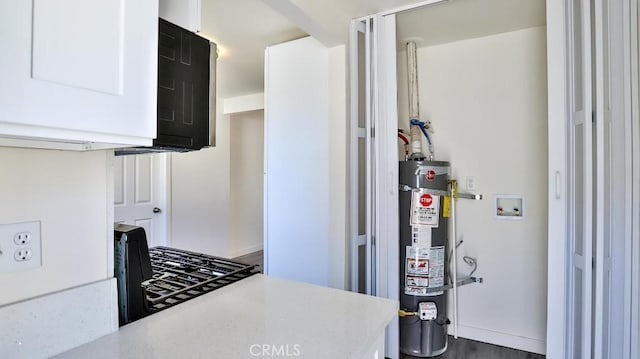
[463,256,478,277]
[409,119,432,145]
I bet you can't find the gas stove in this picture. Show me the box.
[114,224,258,325]
[144,246,258,312]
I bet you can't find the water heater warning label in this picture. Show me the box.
[410,192,440,227]
[405,245,445,296]
[411,225,432,247]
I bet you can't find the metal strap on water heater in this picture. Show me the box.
[399,184,448,196]
[399,184,482,200]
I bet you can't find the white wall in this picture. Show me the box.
[264,38,347,290]
[0,147,117,357]
[230,110,264,257]
[0,148,111,305]
[397,27,548,353]
[328,45,348,289]
[170,99,232,258]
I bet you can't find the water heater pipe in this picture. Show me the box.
[406,42,434,159]
[450,182,459,339]
[407,42,419,120]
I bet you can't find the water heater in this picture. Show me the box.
[399,160,450,357]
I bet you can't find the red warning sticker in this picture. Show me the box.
[411,192,440,227]
[419,194,433,207]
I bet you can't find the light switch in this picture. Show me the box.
[466,176,476,191]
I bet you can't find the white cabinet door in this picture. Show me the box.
[0,0,158,149]
[264,37,330,286]
[159,0,201,33]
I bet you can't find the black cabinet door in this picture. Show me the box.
[156,19,210,150]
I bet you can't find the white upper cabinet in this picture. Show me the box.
[0,0,159,150]
[159,0,201,33]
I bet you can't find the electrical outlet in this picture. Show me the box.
[0,221,42,273]
[14,232,33,245]
[14,248,33,261]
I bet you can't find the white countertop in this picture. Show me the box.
[54,274,397,359]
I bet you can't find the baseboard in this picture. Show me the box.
[0,278,118,358]
[449,324,546,355]
[231,243,264,258]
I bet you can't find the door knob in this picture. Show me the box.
[153,207,162,213]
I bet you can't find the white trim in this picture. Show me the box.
[454,324,546,355]
[106,151,115,277]
[593,0,607,356]
[582,0,595,355]
[365,16,373,296]
[372,14,380,297]
[260,0,341,47]
[223,93,264,114]
[230,243,264,259]
[630,1,640,357]
[622,0,636,356]
[262,46,271,275]
[349,20,361,293]
[372,0,447,18]
[545,0,569,357]
[165,153,173,248]
[375,13,400,359]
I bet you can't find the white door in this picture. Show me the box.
[114,154,169,247]
[349,18,375,296]
[565,1,595,358]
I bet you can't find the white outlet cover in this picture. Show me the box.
[0,221,42,273]
[465,176,476,191]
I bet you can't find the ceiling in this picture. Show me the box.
[201,0,546,99]
[396,0,546,48]
[199,0,306,99]
[200,0,427,99]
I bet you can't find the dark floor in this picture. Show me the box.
[232,251,544,359]
[400,336,545,359]
[232,250,263,273]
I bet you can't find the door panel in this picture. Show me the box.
[135,156,152,203]
[567,0,594,358]
[157,19,210,150]
[350,19,374,295]
[32,0,124,95]
[114,154,168,247]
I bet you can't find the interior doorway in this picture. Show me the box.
[113,153,170,248]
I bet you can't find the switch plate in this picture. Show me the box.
[0,221,42,273]
[466,176,476,191]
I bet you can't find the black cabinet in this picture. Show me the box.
[156,19,211,150]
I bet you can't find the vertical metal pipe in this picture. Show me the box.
[450,182,458,339]
[407,42,420,119]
